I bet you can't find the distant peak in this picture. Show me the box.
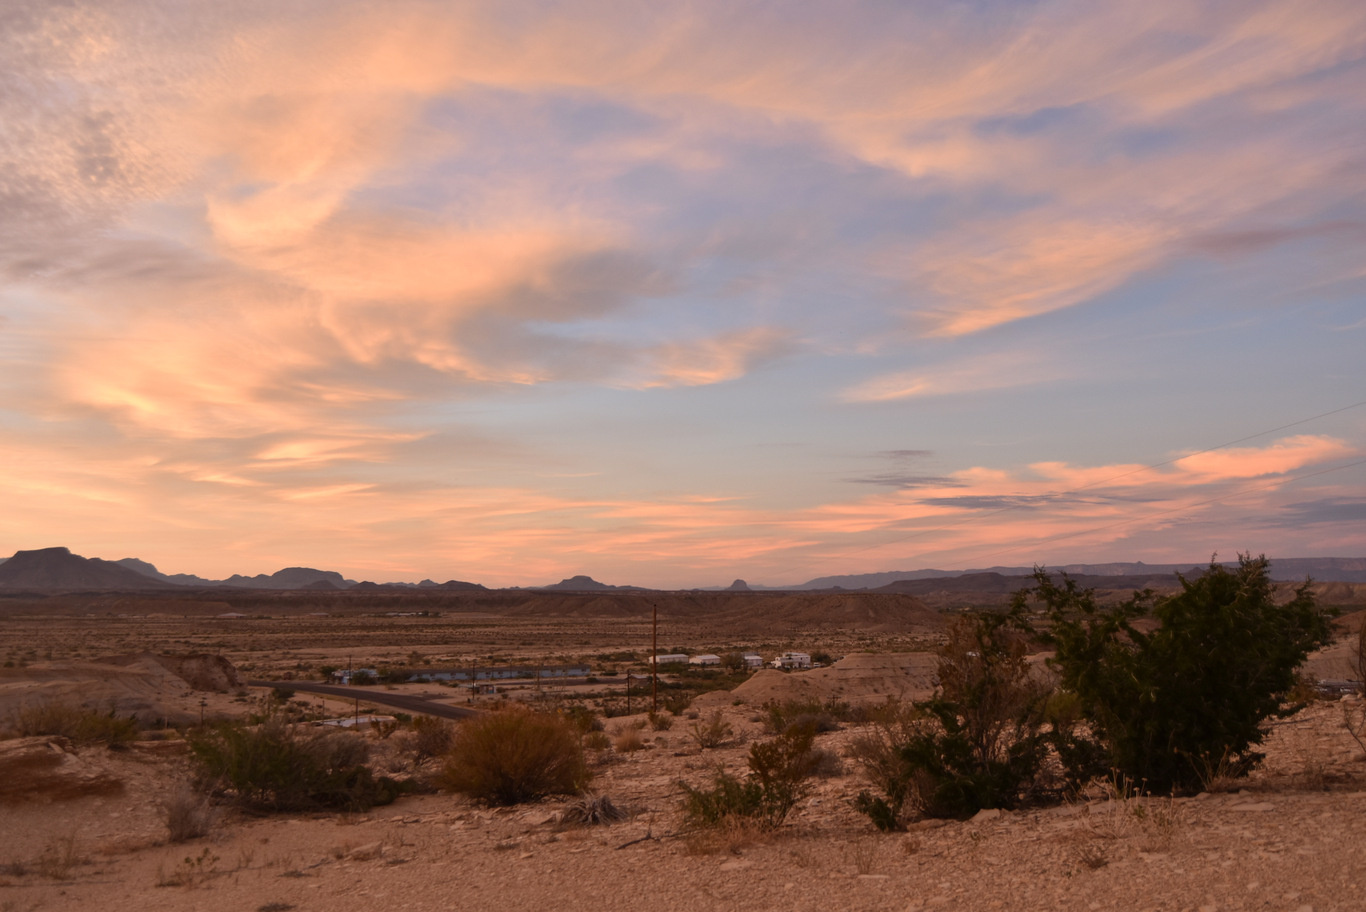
[538,574,614,591]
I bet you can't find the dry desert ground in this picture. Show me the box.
[2,593,1365,912]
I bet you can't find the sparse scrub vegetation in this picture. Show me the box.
[689,710,734,749]
[762,697,852,735]
[9,702,138,747]
[558,793,628,827]
[680,721,820,830]
[438,706,588,805]
[156,846,219,888]
[163,785,219,843]
[188,716,400,812]
[1343,619,1366,754]
[562,704,603,735]
[405,714,455,765]
[854,611,1057,827]
[613,725,646,753]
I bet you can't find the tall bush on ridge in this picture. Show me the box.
[1030,554,1334,793]
[854,610,1056,826]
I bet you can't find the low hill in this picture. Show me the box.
[535,575,648,592]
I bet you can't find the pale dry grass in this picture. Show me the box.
[681,816,776,855]
[612,727,646,753]
[163,785,218,843]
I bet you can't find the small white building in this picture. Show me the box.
[741,653,764,669]
[647,654,690,666]
[689,654,721,666]
[771,651,812,669]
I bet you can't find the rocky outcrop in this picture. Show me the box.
[92,653,243,692]
[0,737,124,804]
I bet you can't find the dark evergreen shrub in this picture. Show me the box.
[1029,554,1334,793]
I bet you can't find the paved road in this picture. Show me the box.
[247,680,477,721]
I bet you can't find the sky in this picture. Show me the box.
[2,0,1365,588]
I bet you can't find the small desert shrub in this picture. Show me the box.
[562,705,603,735]
[613,727,646,753]
[847,699,921,793]
[853,613,1056,828]
[408,715,455,764]
[164,785,219,843]
[680,722,819,830]
[689,711,734,749]
[763,698,852,735]
[10,702,138,747]
[1344,622,1366,753]
[808,746,844,778]
[647,711,673,731]
[439,706,589,805]
[188,717,400,812]
[156,846,219,888]
[558,794,628,827]
[663,694,695,715]
[1191,748,1254,793]
[682,816,774,855]
[583,730,611,752]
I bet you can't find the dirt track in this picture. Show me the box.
[247,680,477,720]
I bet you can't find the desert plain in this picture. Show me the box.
[2,583,1366,912]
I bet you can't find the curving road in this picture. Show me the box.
[247,680,477,721]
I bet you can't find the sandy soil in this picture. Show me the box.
[1,692,1364,912]
[2,602,1362,911]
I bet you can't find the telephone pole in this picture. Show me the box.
[651,601,658,714]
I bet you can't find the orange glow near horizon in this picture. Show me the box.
[2,1,1364,586]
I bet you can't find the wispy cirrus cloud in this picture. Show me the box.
[841,349,1071,402]
[2,1,1364,584]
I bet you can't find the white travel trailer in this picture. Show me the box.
[647,654,690,666]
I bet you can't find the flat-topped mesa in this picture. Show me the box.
[0,547,180,591]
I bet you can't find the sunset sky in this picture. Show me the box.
[2,0,1364,587]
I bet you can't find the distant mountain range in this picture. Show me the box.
[792,558,1366,588]
[0,548,483,592]
[0,547,180,590]
[2,547,1364,592]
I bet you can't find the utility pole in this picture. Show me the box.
[651,601,658,714]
